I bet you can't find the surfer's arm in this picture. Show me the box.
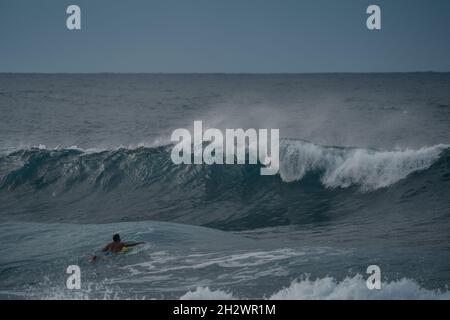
[123,241,145,247]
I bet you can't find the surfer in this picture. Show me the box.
[90,233,145,262]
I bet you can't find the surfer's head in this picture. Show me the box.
[113,234,121,242]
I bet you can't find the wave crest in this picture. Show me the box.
[280,140,448,191]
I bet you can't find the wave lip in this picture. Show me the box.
[279,140,449,191]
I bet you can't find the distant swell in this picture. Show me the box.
[1,140,449,230]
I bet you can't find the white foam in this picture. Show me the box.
[180,287,235,300]
[268,275,450,300]
[179,275,450,300]
[6,274,449,300]
[279,140,448,191]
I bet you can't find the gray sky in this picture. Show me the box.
[1,0,450,73]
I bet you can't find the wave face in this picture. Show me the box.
[1,140,450,230]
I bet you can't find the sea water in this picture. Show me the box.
[0,73,450,299]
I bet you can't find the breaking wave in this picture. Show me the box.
[1,140,449,229]
[279,140,448,192]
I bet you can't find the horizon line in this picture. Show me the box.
[1,71,450,75]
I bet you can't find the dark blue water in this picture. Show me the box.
[0,73,450,299]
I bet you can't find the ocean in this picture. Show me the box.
[0,73,450,299]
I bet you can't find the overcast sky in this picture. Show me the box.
[1,0,450,73]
